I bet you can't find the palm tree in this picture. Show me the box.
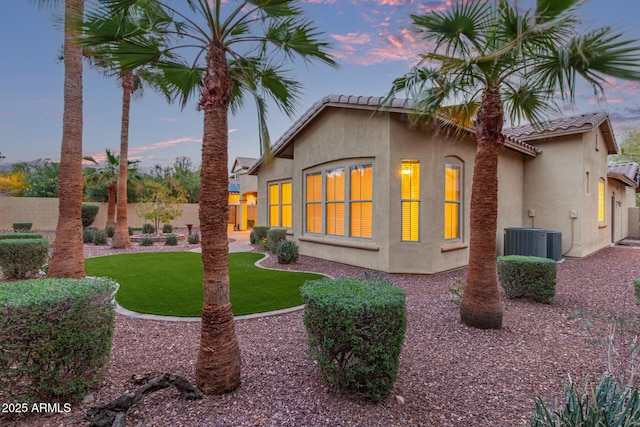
[84,149,142,230]
[387,0,640,329]
[82,0,174,248]
[102,0,336,394]
[30,0,85,278]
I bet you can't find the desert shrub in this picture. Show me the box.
[277,240,299,264]
[266,228,288,253]
[83,226,97,244]
[634,279,640,305]
[0,233,43,240]
[105,225,115,238]
[128,226,133,236]
[0,277,117,403]
[139,236,154,246]
[301,278,407,402]
[497,255,557,303]
[141,223,155,234]
[165,234,178,246]
[92,230,107,246]
[0,239,49,279]
[81,204,99,228]
[448,277,464,305]
[252,226,270,243]
[162,223,173,234]
[188,232,200,244]
[528,374,640,426]
[11,222,33,233]
[249,230,256,244]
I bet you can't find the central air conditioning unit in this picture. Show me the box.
[504,227,547,258]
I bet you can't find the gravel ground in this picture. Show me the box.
[4,237,640,427]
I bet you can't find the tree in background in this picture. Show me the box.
[610,129,640,164]
[102,0,336,394]
[387,0,640,329]
[136,179,186,234]
[149,157,201,203]
[18,160,60,198]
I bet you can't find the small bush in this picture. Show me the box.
[188,232,200,244]
[81,204,99,228]
[105,225,115,238]
[528,374,640,426]
[128,226,134,236]
[0,277,116,403]
[634,279,640,305]
[301,278,407,402]
[497,255,557,303]
[249,230,256,244]
[83,226,97,244]
[139,236,154,246]
[252,226,271,243]
[448,277,464,305]
[0,233,43,240]
[93,230,108,246]
[142,223,155,234]
[0,239,49,279]
[277,240,299,264]
[162,223,173,234]
[165,234,178,246]
[267,228,288,253]
[11,222,33,233]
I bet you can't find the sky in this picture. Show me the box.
[1,0,640,172]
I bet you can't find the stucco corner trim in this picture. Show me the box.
[441,242,469,252]
[298,235,380,251]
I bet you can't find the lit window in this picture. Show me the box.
[326,168,345,236]
[268,181,292,228]
[445,163,462,240]
[350,164,373,238]
[401,160,420,242]
[598,180,605,223]
[305,173,322,233]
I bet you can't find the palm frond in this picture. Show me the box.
[157,60,204,109]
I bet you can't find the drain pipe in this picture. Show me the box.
[563,215,576,256]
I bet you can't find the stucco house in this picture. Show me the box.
[249,95,638,274]
[228,157,258,230]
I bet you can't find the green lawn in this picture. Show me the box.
[85,252,324,317]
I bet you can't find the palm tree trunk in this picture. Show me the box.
[112,72,134,249]
[48,0,85,278]
[195,43,241,395]
[106,183,116,229]
[460,86,504,329]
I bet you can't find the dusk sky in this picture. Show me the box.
[1,0,640,171]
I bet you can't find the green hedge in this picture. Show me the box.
[0,233,43,240]
[497,255,557,303]
[0,277,117,402]
[81,204,99,228]
[11,222,33,233]
[0,239,49,279]
[301,278,406,402]
[266,228,288,253]
[251,226,271,244]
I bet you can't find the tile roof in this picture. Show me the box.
[608,162,639,188]
[232,157,259,172]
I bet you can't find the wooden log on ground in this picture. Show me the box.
[86,373,203,427]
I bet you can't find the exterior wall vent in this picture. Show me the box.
[504,227,548,258]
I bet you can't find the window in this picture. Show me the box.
[598,179,605,223]
[401,160,420,241]
[304,163,373,238]
[445,163,462,240]
[326,168,345,236]
[268,181,292,228]
[305,173,322,233]
[350,164,373,238]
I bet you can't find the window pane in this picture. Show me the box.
[444,202,459,239]
[326,203,345,236]
[445,166,460,201]
[269,184,279,205]
[351,165,372,200]
[282,205,292,228]
[326,168,344,202]
[351,201,372,238]
[402,201,419,241]
[445,164,461,240]
[269,206,280,227]
[306,203,322,233]
[598,181,605,222]
[401,161,420,200]
[306,173,321,202]
[282,182,292,204]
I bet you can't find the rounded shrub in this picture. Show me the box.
[251,226,271,244]
[497,255,557,303]
[81,204,100,228]
[0,277,117,403]
[142,223,155,234]
[0,233,43,240]
[267,228,288,253]
[165,233,178,246]
[188,232,200,245]
[11,222,33,233]
[249,230,256,244]
[139,236,154,246]
[0,239,49,279]
[83,226,98,244]
[277,240,299,264]
[93,230,108,246]
[162,223,173,234]
[301,278,407,402]
[105,225,115,238]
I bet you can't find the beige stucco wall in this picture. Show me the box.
[629,206,640,239]
[0,197,200,230]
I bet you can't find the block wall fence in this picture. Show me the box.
[0,197,200,231]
